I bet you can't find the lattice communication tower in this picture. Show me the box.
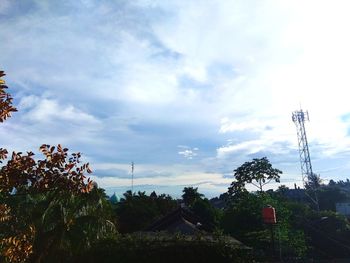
[292,110,319,210]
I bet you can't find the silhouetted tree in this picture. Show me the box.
[115,191,177,233]
[181,187,204,207]
[228,157,282,195]
[306,173,322,190]
[317,186,347,211]
[192,198,222,230]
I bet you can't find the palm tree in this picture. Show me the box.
[181,187,204,207]
[29,187,116,262]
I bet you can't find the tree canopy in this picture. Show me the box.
[0,71,115,262]
[181,187,204,207]
[115,191,177,233]
[228,157,282,195]
[0,71,17,123]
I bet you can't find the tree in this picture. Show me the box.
[228,157,282,195]
[191,198,222,231]
[305,173,322,190]
[317,186,347,211]
[150,191,157,199]
[28,186,115,262]
[303,210,350,258]
[328,179,336,187]
[154,193,177,215]
[0,71,17,123]
[115,191,177,233]
[0,144,116,262]
[276,184,289,194]
[181,187,204,207]
[221,191,307,258]
[0,144,94,196]
[0,71,115,262]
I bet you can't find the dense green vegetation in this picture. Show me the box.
[3,167,350,262]
[81,234,251,263]
[115,190,177,233]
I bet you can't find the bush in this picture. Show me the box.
[80,233,252,263]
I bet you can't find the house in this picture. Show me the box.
[145,206,250,250]
[146,206,210,234]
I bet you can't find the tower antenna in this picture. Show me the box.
[131,161,134,194]
[292,109,320,211]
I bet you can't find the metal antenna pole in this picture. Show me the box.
[131,161,134,194]
[292,109,320,211]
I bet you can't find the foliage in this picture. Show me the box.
[0,146,115,262]
[305,173,323,190]
[181,187,223,231]
[191,198,222,231]
[222,192,263,239]
[228,157,282,195]
[209,192,229,209]
[0,226,34,263]
[115,188,221,234]
[276,184,290,195]
[35,188,115,262]
[115,191,177,233]
[317,186,347,211]
[81,233,252,263]
[331,178,350,188]
[276,182,348,212]
[0,71,115,262]
[181,187,204,207]
[0,71,17,123]
[0,144,94,196]
[302,210,350,259]
[221,192,307,259]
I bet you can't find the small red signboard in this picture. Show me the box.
[262,206,277,224]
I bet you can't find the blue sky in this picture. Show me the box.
[2,0,350,198]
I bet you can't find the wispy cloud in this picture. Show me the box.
[177,145,199,159]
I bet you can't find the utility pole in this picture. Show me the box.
[292,109,320,211]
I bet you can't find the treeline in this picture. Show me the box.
[107,183,350,261]
[3,177,350,262]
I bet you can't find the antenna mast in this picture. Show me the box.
[292,109,319,211]
[131,161,134,193]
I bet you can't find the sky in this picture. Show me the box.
[1,0,350,198]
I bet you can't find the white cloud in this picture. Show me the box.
[177,145,199,159]
[178,149,197,159]
[20,96,100,125]
[217,140,265,158]
[220,118,268,133]
[91,171,230,189]
[2,0,350,196]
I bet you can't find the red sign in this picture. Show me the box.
[262,207,277,224]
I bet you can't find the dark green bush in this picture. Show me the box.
[79,233,252,263]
